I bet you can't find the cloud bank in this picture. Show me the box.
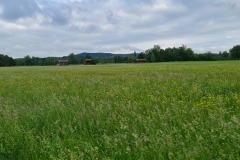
[0,0,240,58]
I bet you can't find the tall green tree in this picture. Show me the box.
[178,44,191,61]
[145,45,160,62]
[68,53,78,64]
[24,55,32,66]
[185,48,195,61]
[221,51,229,59]
[0,54,16,66]
[150,52,156,62]
[137,52,145,59]
[230,45,240,59]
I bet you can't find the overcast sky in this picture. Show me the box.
[0,0,240,58]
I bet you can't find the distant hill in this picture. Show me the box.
[75,52,135,58]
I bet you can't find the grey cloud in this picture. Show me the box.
[106,11,119,25]
[44,10,69,25]
[35,1,71,25]
[0,0,40,21]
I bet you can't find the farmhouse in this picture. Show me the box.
[135,59,146,63]
[58,60,69,66]
[84,59,96,65]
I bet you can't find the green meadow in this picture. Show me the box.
[0,61,240,159]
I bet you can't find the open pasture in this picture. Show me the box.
[0,61,240,159]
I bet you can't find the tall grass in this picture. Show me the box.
[0,61,240,159]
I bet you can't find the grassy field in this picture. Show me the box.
[0,61,240,159]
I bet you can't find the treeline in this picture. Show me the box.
[64,53,136,64]
[1,44,240,66]
[15,56,60,66]
[14,53,136,66]
[137,45,233,62]
[0,54,16,67]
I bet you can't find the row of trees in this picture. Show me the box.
[0,54,16,67]
[14,53,136,66]
[61,45,240,64]
[68,53,137,64]
[137,44,240,62]
[15,56,60,66]
[138,45,195,62]
[230,44,240,59]
[1,44,240,66]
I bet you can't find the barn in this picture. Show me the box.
[58,60,69,66]
[135,59,146,63]
[84,59,96,65]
